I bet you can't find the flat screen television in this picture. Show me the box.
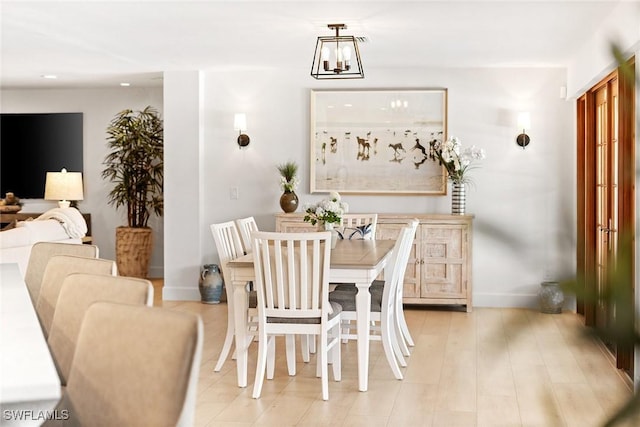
[0,113,83,199]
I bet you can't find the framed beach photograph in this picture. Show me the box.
[310,88,448,195]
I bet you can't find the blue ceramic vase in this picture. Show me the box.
[199,264,223,304]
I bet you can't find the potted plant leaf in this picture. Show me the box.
[102,106,163,278]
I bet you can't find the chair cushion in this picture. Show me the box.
[333,279,384,293]
[333,283,357,292]
[266,301,342,324]
[328,290,381,312]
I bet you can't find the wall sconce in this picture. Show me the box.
[44,168,84,208]
[234,113,250,148]
[516,112,531,149]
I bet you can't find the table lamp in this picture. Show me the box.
[44,168,84,208]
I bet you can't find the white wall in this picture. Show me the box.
[567,1,640,97]
[197,66,574,308]
[0,66,576,308]
[0,87,165,277]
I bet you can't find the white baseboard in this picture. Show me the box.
[473,292,577,311]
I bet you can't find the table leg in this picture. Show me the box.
[355,281,371,392]
[233,280,248,388]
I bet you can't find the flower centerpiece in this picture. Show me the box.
[277,161,299,213]
[303,192,349,249]
[429,136,486,185]
[429,136,485,215]
[303,191,349,229]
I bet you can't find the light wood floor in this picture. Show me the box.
[151,282,637,427]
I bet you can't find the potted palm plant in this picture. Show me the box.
[102,106,163,278]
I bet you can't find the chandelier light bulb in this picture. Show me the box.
[342,46,352,69]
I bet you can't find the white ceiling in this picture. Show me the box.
[0,0,631,89]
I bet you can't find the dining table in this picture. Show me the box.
[0,263,62,426]
[226,238,396,392]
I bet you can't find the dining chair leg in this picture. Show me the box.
[397,298,415,347]
[390,321,407,368]
[266,336,276,380]
[319,330,329,401]
[380,312,403,380]
[286,334,296,375]
[253,331,271,398]
[331,323,341,382]
[214,318,235,372]
[308,334,316,354]
[395,315,411,357]
[300,335,310,363]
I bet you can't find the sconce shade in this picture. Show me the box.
[234,113,250,148]
[44,168,84,208]
[517,112,531,131]
[311,24,364,80]
[234,113,247,132]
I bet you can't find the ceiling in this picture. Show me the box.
[0,0,630,89]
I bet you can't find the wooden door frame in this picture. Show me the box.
[576,58,635,374]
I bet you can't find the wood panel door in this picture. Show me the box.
[578,59,635,377]
[593,78,618,351]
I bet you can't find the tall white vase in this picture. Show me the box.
[323,222,338,249]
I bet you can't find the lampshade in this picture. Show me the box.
[233,113,247,131]
[44,168,84,208]
[234,113,250,148]
[517,112,531,131]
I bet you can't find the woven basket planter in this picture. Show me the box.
[115,226,153,278]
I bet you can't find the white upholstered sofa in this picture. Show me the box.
[0,208,88,276]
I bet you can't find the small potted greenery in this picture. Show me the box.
[277,161,299,213]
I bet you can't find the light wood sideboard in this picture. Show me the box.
[275,213,473,312]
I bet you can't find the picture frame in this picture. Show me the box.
[310,88,448,195]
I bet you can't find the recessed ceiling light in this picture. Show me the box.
[120,82,130,87]
[42,74,57,79]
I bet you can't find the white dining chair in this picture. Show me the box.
[47,273,154,385]
[371,219,419,356]
[36,254,117,337]
[24,241,99,304]
[210,221,258,372]
[251,231,342,401]
[235,216,259,254]
[331,213,379,346]
[44,302,202,427]
[328,219,417,380]
[338,213,378,240]
[236,216,318,363]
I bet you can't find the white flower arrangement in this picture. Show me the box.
[279,175,299,192]
[303,191,349,227]
[430,136,486,185]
